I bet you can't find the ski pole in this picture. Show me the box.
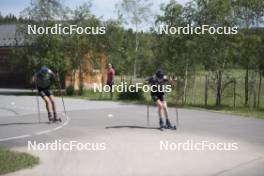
[175,106,179,128]
[33,81,41,123]
[173,76,179,129]
[147,100,150,126]
[57,74,67,116]
[175,99,179,129]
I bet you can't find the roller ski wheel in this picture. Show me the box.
[165,119,177,130]
[53,118,62,123]
[167,125,177,130]
[48,118,53,124]
[159,126,165,131]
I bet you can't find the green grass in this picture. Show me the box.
[65,89,264,119]
[0,148,39,175]
[174,104,264,119]
[7,70,261,119]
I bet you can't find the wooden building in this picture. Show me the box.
[0,24,28,88]
[0,23,108,89]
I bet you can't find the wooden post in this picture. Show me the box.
[205,74,209,107]
[147,101,149,126]
[257,71,262,107]
[233,79,236,109]
[253,71,257,108]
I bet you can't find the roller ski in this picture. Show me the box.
[165,119,177,130]
[53,114,62,123]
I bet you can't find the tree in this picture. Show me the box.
[65,1,104,93]
[233,0,264,107]
[21,0,69,21]
[193,0,237,106]
[19,0,70,84]
[116,0,153,78]
[155,0,199,104]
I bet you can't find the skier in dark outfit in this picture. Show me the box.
[32,66,61,123]
[146,70,176,129]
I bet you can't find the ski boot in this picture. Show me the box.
[165,119,177,130]
[53,118,62,123]
[53,113,62,123]
[159,118,165,129]
[48,113,53,124]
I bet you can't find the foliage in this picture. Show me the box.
[2,0,264,109]
[66,85,75,96]
[118,87,145,100]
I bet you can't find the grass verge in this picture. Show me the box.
[4,88,262,119]
[65,90,264,119]
[0,148,39,175]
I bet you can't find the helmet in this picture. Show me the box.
[40,66,49,74]
[155,70,164,81]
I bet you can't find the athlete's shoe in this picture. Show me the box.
[159,118,165,129]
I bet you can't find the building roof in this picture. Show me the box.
[0,24,27,48]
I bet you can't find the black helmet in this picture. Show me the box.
[155,70,164,81]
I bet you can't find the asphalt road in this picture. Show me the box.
[0,95,264,176]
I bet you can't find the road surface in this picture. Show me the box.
[0,95,264,176]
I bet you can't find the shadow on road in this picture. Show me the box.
[105,125,161,131]
[0,107,19,115]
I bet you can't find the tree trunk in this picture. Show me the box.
[192,68,197,105]
[72,69,77,88]
[245,67,249,107]
[253,71,257,108]
[70,70,74,87]
[257,71,262,108]
[121,75,124,82]
[233,79,236,109]
[130,76,133,84]
[216,70,222,107]
[133,62,137,79]
[205,73,209,106]
[78,64,84,95]
[134,24,139,78]
[183,63,188,104]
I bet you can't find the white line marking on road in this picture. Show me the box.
[0,113,70,142]
[35,130,52,135]
[107,114,113,118]
[0,134,31,142]
[53,126,62,130]
[6,105,46,112]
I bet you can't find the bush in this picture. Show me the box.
[66,86,75,96]
[118,87,145,101]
